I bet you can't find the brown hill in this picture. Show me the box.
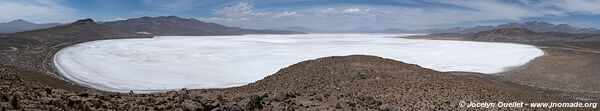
[470,28,600,42]
[102,16,305,36]
[470,28,547,42]
[421,21,600,34]
[11,19,149,46]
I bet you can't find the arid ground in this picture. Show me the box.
[1,33,599,110]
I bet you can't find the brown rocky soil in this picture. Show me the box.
[1,55,564,110]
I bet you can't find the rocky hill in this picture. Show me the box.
[11,19,149,46]
[0,19,62,33]
[469,28,600,42]
[495,21,600,34]
[451,21,600,34]
[102,16,305,36]
[389,21,600,34]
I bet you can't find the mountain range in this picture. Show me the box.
[277,21,600,34]
[424,28,600,42]
[1,16,304,36]
[385,21,600,34]
[4,17,599,36]
[102,16,305,36]
[468,28,600,42]
[11,19,149,46]
[0,19,62,33]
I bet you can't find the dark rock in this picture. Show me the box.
[39,97,52,105]
[274,93,289,102]
[226,105,243,111]
[10,96,19,109]
[86,99,101,108]
[67,96,81,106]
[361,96,381,106]
[77,92,89,97]
[197,96,219,110]
[195,96,207,104]
[210,107,223,111]
[182,100,198,111]
[244,95,264,110]
[335,103,342,109]
[379,104,392,111]
[0,95,7,102]
[44,87,52,94]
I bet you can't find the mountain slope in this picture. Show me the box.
[469,28,600,42]
[496,21,600,33]
[102,16,305,36]
[385,21,600,34]
[438,21,600,34]
[0,19,62,33]
[11,19,149,46]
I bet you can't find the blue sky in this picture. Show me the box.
[1,0,600,30]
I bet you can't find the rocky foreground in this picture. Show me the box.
[1,55,557,110]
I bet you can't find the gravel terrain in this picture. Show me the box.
[1,55,561,110]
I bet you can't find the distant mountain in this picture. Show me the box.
[383,21,600,34]
[383,27,497,34]
[102,16,305,36]
[494,22,600,34]
[468,28,600,42]
[439,21,600,34]
[12,18,149,45]
[0,19,62,33]
[381,28,436,33]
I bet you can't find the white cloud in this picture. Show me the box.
[429,0,547,20]
[113,17,126,21]
[213,2,267,18]
[316,8,372,16]
[519,0,600,15]
[343,8,360,13]
[204,1,600,30]
[274,11,299,17]
[558,0,600,14]
[342,8,371,14]
[317,8,336,15]
[0,0,75,23]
